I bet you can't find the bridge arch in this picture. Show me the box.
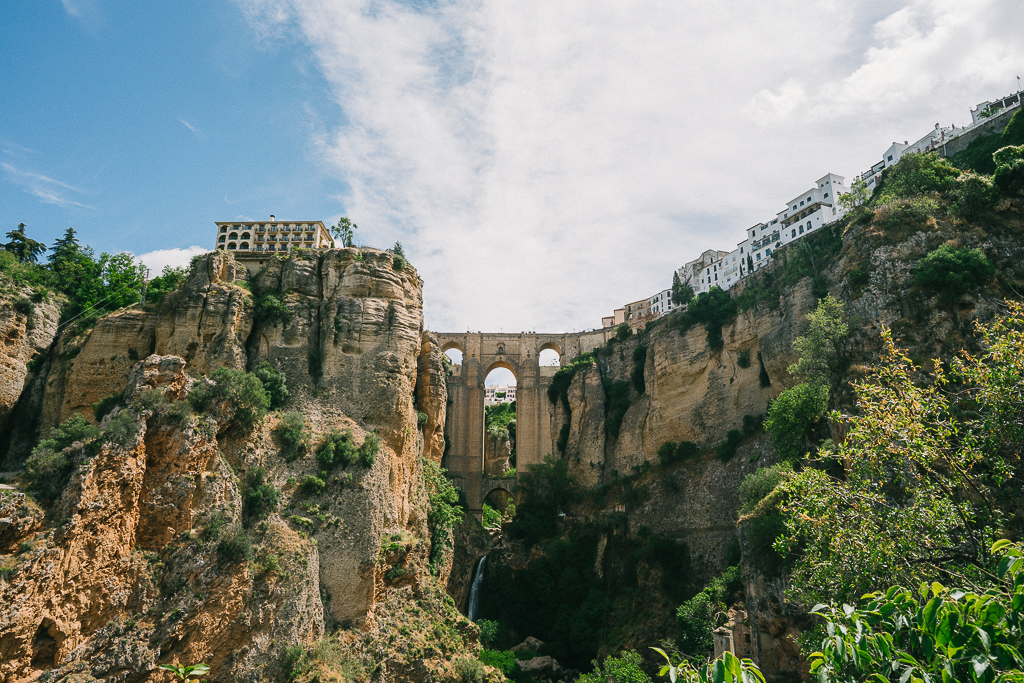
[434,330,612,513]
[483,486,515,511]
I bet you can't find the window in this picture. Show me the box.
[766,249,772,256]
[823,192,829,198]
[800,200,804,206]
[832,208,837,215]
[807,222,812,229]
[239,242,249,250]
[220,226,226,233]
[228,242,237,250]
[807,196,811,202]
[792,230,796,238]
[218,236,225,243]
[799,226,804,234]
[756,253,762,261]
[888,155,893,161]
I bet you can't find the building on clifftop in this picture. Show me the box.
[215,215,335,256]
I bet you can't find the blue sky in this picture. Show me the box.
[3,1,1023,334]
[1,2,347,267]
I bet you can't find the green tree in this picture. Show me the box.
[144,265,187,305]
[875,151,961,203]
[788,294,849,402]
[389,241,405,257]
[3,223,46,263]
[764,382,828,462]
[672,271,694,307]
[330,216,358,248]
[994,144,1024,195]
[775,318,1022,605]
[837,177,869,212]
[254,361,289,409]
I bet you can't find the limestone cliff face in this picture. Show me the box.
[0,288,61,460]
[0,251,466,682]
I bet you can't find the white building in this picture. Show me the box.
[215,216,334,255]
[485,385,516,406]
[649,288,674,316]
[679,249,730,296]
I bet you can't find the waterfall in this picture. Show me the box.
[467,555,487,622]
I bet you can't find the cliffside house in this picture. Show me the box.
[215,216,334,256]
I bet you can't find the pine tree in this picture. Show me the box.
[3,223,46,263]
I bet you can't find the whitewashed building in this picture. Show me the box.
[485,385,516,406]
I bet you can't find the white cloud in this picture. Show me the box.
[1,163,95,210]
[135,246,209,275]
[178,118,203,139]
[235,0,1024,333]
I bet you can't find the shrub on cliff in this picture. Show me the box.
[678,287,736,352]
[22,413,101,505]
[738,463,791,514]
[674,566,742,661]
[423,458,462,575]
[357,434,380,468]
[947,171,999,219]
[188,367,270,431]
[217,525,253,565]
[764,382,828,462]
[913,243,995,305]
[994,144,1024,194]
[276,412,308,462]
[254,361,289,408]
[242,467,279,522]
[874,151,960,203]
[576,650,651,683]
[317,429,357,469]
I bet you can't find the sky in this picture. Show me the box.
[2,0,1023,337]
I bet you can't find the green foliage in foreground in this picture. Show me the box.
[738,463,791,515]
[276,412,309,462]
[243,467,279,522]
[994,145,1024,195]
[481,503,502,529]
[158,663,210,680]
[478,649,514,676]
[577,649,652,683]
[777,301,1024,606]
[651,648,765,683]
[807,540,1024,683]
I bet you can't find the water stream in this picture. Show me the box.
[467,555,487,621]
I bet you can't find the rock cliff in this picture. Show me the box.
[0,250,476,683]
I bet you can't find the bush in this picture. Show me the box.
[317,429,357,469]
[217,525,253,565]
[478,649,513,676]
[92,392,123,422]
[507,455,578,545]
[994,144,1024,195]
[872,197,937,243]
[103,410,138,445]
[714,429,742,462]
[417,411,428,427]
[424,458,462,575]
[736,349,751,368]
[454,658,485,683]
[202,511,226,541]
[678,287,736,351]
[254,293,290,326]
[476,620,500,647]
[874,151,960,202]
[741,413,763,435]
[739,463,791,514]
[631,345,647,394]
[243,467,279,522]
[657,441,677,466]
[546,353,594,407]
[23,414,101,505]
[188,367,271,431]
[764,382,828,461]
[276,411,308,462]
[675,566,742,660]
[254,362,289,409]
[913,244,995,305]
[576,650,651,683]
[357,434,380,468]
[300,475,326,496]
[947,171,998,219]
[614,322,632,342]
[392,254,406,271]
[482,503,502,529]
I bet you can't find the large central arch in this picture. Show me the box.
[434,330,612,512]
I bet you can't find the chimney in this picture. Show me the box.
[270,215,275,221]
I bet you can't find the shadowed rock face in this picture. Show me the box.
[0,251,460,682]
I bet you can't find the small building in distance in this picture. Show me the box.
[485,385,516,406]
[215,215,334,256]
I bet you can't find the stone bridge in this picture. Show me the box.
[435,330,612,513]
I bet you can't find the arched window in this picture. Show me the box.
[220,226,227,233]
[227,242,237,250]
[239,242,249,250]
[539,348,560,366]
[240,232,251,240]
[229,232,238,240]
[497,345,505,355]
[218,235,226,243]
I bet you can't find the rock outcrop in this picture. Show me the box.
[0,251,468,682]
